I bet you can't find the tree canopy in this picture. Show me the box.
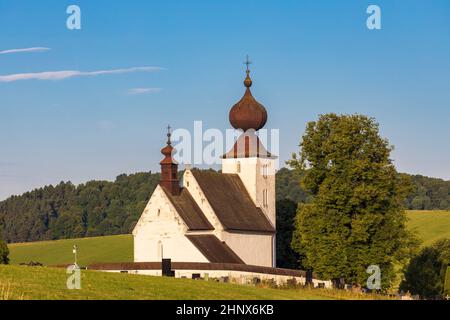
[289,113,418,288]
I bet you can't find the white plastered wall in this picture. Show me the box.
[133,185,209,263]
[222,231,273,267]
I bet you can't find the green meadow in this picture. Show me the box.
[406,211,450,246]
[2,211,448,300]
[8,234,133,266]
[0,265,391,300]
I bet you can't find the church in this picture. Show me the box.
[133,63,277,268]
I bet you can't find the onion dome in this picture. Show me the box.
[229,69,268,132]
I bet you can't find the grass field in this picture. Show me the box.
[8,234,133,266]
[0,265,389,300]
[3,211,448,300]
[406,210,450,246]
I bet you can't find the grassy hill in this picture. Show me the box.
[8,234,133,266]
[0,265,389,300]
[406,210,450,246]
[7,211,450,267]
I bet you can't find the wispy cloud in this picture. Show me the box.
[128,87,163,95]
[0,66,164,83]
[0,47,50,55]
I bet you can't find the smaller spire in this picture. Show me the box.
[160,126,180,195]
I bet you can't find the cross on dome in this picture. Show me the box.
[166,125,172,145]
[244,55,252,72]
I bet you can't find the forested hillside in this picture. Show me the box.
[0,168,449,243]
[0,172,160,243]
[276,168,450,210]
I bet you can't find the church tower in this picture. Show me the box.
[222,58,277,244]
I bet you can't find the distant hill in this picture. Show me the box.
[0,168,449,244]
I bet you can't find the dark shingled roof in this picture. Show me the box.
[186,234,245,264]
[191,170,275,233]
[162,187,214,231]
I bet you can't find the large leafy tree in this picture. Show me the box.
[289,113,417,288]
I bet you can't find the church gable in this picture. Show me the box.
[132,185,188,237]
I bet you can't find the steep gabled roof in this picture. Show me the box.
[186,234,245,264]
[162,187,214,231]
[191,170,275,233]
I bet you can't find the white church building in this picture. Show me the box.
[133,65,277,268]
[90,64,331,287]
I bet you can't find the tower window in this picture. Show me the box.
[237,161,241,173]
[263,189,267,208]
[262,189,269,208]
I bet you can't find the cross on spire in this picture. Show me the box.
[244,55,252,72]
[166,125,172,145]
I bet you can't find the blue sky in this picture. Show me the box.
[1,0,449,200]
